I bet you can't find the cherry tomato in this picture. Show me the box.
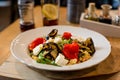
[28,37,46,51]
[62,42,79,59]
[62,32,72,40]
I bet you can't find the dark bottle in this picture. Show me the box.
[84,3,98,21]
[99,4,112,24]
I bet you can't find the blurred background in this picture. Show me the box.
[0,0,119,31]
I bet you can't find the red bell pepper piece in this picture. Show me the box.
[62,32,72,40]
[62,42,79,59]
[28,37,46,51]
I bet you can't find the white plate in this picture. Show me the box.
[10,25,111,71]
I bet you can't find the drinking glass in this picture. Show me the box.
[41,0,60,26]
[18,0,35,32]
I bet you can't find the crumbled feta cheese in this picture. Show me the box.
[46,38,54,43]
[55,54,68,66]
[54,37,62,43]
[33,44,43,55]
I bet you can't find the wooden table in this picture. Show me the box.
[0,6,120,80]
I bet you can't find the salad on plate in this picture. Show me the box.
[28,29,96,66]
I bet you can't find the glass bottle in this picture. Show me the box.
[98,4,112,24]
[84,3,98,21]
[18,0,35,32]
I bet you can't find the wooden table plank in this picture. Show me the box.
[0,20,20,62]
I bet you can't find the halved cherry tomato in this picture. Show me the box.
[62,32,72,40]
[62,42,79,59]
[28,37,46,51]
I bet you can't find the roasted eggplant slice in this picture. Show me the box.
[42,50,51,56]
[48,29,58,38]
[85,37,96,55]
[45,53,53,60]
[42,42,60,60]
[43,42,61,52]
[42,43,51,50]
[50,49,58,59]
[49,42,61,52]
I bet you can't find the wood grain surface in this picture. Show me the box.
[0,6,120,80]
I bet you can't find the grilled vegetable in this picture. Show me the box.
[50,49,58,59]
[41,42,61,60]
[84,37,96,55]
[28,38,45,51]
[62,32,72,40]
[37,55,57,66]
[48,29,58,38]
[62,42,79,59]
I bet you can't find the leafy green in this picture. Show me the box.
[36,54,58,66]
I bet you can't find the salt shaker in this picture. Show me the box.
[18,0,35,32]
